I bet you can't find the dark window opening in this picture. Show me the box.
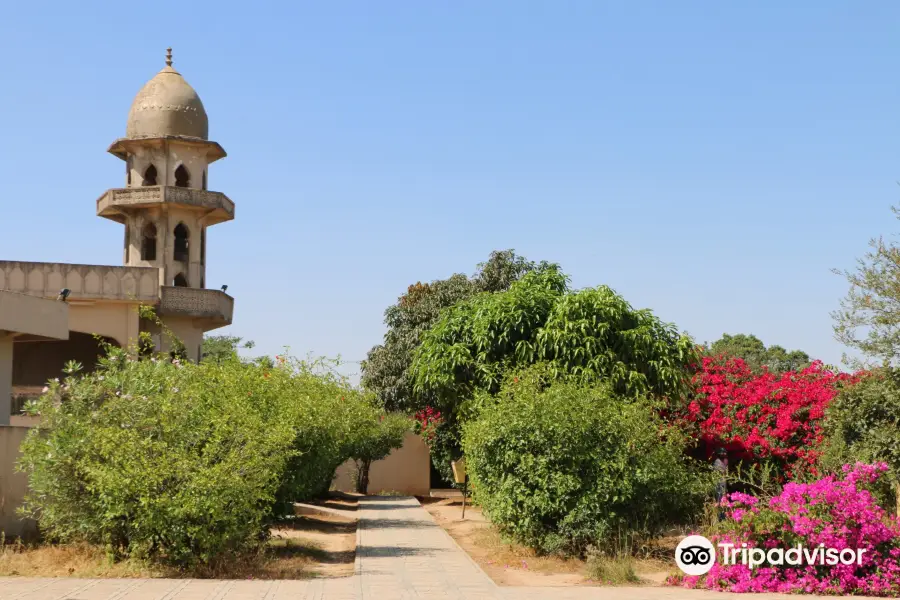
[175,164,190,188]
[124,225,130,262]
[173,273,188,287]
[174,223,190,262]
[200,228,206,266]
[141,223,157,261]
[142,164,157,186]
[202,170,207,190]
[200,277,205,289]
[126,158,132,186]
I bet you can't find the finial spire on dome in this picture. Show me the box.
[165,47,173,67]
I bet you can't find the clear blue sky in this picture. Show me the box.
[1,2,898,373]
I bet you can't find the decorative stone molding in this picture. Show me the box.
[158,286,233,325]
[0,262,159,302]
[96,186,235,224]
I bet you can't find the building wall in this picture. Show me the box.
[160,316,204,362]
[332,431,431,496]
[69,303,141,349]
[0,262,158,303]
[0,426,37,540]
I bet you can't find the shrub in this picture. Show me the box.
[672,463,900,595]
[17,349,390,567]
[268,355,380,509]
[18,352,296,567]
[461,374,711,555]
[680,356,859,476]
[821,368,900,504]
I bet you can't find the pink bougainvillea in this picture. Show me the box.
[670,463,900,595]
[681,356,860,475]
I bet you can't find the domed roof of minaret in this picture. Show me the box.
[125,48,208,140]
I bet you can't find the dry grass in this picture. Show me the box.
[420,497,675,587]
[0,496,359,580]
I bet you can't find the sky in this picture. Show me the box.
[1,2,898,376]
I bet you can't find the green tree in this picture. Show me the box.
[833,205,900,367]
[201,335,255,363]
[821,368,900,514]
[706,333,810,374]
[412,266,697,478]
[361,250,542,412]
[348,413,411,493]
[414,266,696,410]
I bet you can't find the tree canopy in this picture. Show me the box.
[412,265,698,413]
[361,250,541,411]
[706,333,810,374]
[833,205,900,367]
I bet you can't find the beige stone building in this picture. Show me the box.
[0,49,234,418]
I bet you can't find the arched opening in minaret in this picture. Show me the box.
[175,164,190,188]
[173,273,188,287]
[141,223,157,261]
[173,223,190,263]
[200,228,206,266]
[126,157,132,186]
[142,164,158,186]
[202,170,207,190]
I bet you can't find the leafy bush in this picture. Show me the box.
[461,373,711,555]
[672,463,900,595]
[413,267,697,483]
[822,368,900,485]
[17,348,393,567]
[18,352,295,566]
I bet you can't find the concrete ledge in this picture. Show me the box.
[0,291,68,340]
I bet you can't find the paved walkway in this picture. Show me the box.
[0,497,840,600]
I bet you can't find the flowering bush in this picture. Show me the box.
[413,406,442,445]
[671,463,900,595]
[681,356,859,475]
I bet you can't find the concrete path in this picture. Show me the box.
[0,496,843,600]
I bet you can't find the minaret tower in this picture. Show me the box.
[96,49,235,360]
[98,48,234,290]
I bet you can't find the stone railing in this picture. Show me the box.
[158,286,233,325]
[0,262,160,302]
[96,187,235,223]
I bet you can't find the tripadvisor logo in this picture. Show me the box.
[675,535,868,576]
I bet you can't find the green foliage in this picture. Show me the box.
[18,351,295,567]
[348,412,410,464]
[361,250,543,412]
[413,266,697,412]
[17,343,391,567]
[461,372,712,556]
[833,205,900,367]
[347,412,411,493]
[706,333,811,374]
[201,335,268,365]
[821,368,900,499]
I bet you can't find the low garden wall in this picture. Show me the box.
[0,425,37,540]
[332,431,430,496]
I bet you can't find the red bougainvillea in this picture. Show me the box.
[681,356,861,474]
[414,406,442,445]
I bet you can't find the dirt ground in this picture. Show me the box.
[0,494,360,579]
[420,497,673,587]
